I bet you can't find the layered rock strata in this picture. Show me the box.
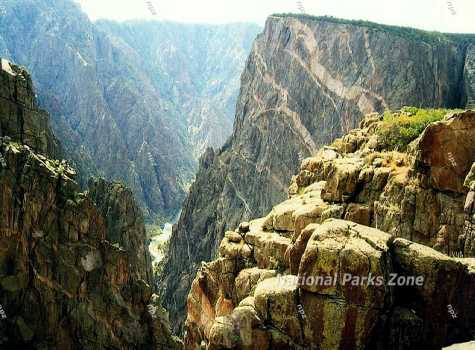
[161,14,475,331]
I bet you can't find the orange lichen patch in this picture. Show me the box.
[215,291,234,317]
[187,277,216,339]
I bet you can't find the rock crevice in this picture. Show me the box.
[0,60,182,349]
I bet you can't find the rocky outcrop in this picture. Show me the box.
[0,58,61,159]
[185,218,475,349]
[184,109,475,348]
[464,164,475,258]
[160,14,475,332]
[287,110,475,256]
[0,61,181,349]
[184,108,475,348]
[416,110,475,193]
[88,177,154,284]
[0,0,259,223]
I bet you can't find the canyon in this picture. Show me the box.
[0,58,181,348]
[0,0,259,223]
[160,14,475,333]
[1,2,475,348]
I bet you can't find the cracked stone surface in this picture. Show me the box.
[0,61,182,349]
[160,15,475,332]
[184,215,475,349]
[184,110,475,349]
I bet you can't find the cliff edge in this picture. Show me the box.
[0,59,182,349]
[160,15,475,332]
[185,109,475,349]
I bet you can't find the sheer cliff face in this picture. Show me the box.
[0,60,181,349]
[160,15,475,331]
[0,58,62,159]
[0,0,193,222]
[465,44,475,108]
[0,0,259,223]
[96,21,261,159]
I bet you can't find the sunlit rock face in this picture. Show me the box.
[184,217,475,349]
[160,14,475,333]
[185,109,475,348]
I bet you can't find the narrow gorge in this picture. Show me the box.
[0,0,259,224]
[160,14,475,333]
[1,2,475,349]
[0,59,181,348]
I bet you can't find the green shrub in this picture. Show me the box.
[377,107,454,150]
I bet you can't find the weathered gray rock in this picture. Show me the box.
[0,58,62,159]
[464,44,475,109]
[88,177,153,284]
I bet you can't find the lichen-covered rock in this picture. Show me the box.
[185,218,475,349]
[184,107,475,348]
[234,268,277,303]
[321,158,365,202]
[286,110,475,257]
[160,16,475,331]
[298,220,389,306]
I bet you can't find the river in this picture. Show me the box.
[148,211,181,263]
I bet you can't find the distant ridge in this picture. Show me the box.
[272,14,475,44]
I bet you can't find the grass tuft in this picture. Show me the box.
[376,107,456,150]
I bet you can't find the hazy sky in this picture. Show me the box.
[78,0,475,33]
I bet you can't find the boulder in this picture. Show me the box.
[415,111,475,193]
[235,268,277,303]
[298,220,390,308]
[321,158,364,202]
